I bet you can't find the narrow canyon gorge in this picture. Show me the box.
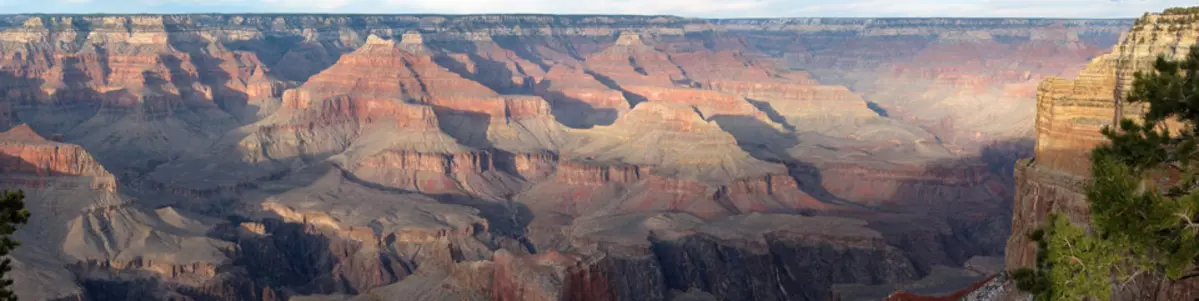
[0,10,1182,301]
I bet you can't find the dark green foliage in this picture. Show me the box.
[1163,7,1199,16]
[1017,44,1199,300]
[1089,44,1199,281]
[1012,214,1123,301]
[1011,267,1040,292]
[0,190,29,301]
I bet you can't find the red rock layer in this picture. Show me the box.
[0,142,111,177]
[287,35,554,125]
[357,150,494,175]
[281,90,440,128]
[284,35,495,110]
[428,95,552,120]
[0,125,116,190]
[0,16,283,123]
[552,160,642,186]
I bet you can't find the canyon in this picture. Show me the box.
[0,13,1140,301]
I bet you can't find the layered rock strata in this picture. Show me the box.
[0,13,1137,301]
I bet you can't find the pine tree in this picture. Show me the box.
[1014,44,1199,300]
[0,190,29,301]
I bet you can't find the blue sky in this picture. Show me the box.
[1,0,1194,18]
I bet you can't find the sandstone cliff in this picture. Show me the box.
[1000,8,1199,301]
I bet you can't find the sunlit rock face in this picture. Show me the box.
[0,13,1134,301]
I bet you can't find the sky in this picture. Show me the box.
[0,0,1194,18]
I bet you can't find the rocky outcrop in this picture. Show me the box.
[1007,7,1199,269]
[1031,50,1123,176]
[509,151,558,180]
[999,8,1199,301]
[0,125,115,190]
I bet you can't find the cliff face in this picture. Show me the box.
[1000,9,1199,301]
[0,13,1134,301]
[0,124,115,190]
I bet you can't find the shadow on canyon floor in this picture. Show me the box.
[584,70,648,108]
[222,35,312,81]
[711,112,1030,276]
[532,79,620,128]
[432,41,534,95]
[233,38,343,83]
[710,114,868,210]
[866,101,890,117]
[745,99,797,132]
[864,137,1032,274]
[490,36,556,70]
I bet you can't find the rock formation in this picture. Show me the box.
[995,8,1199,301]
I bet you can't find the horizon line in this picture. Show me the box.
[0,12,1141,20]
